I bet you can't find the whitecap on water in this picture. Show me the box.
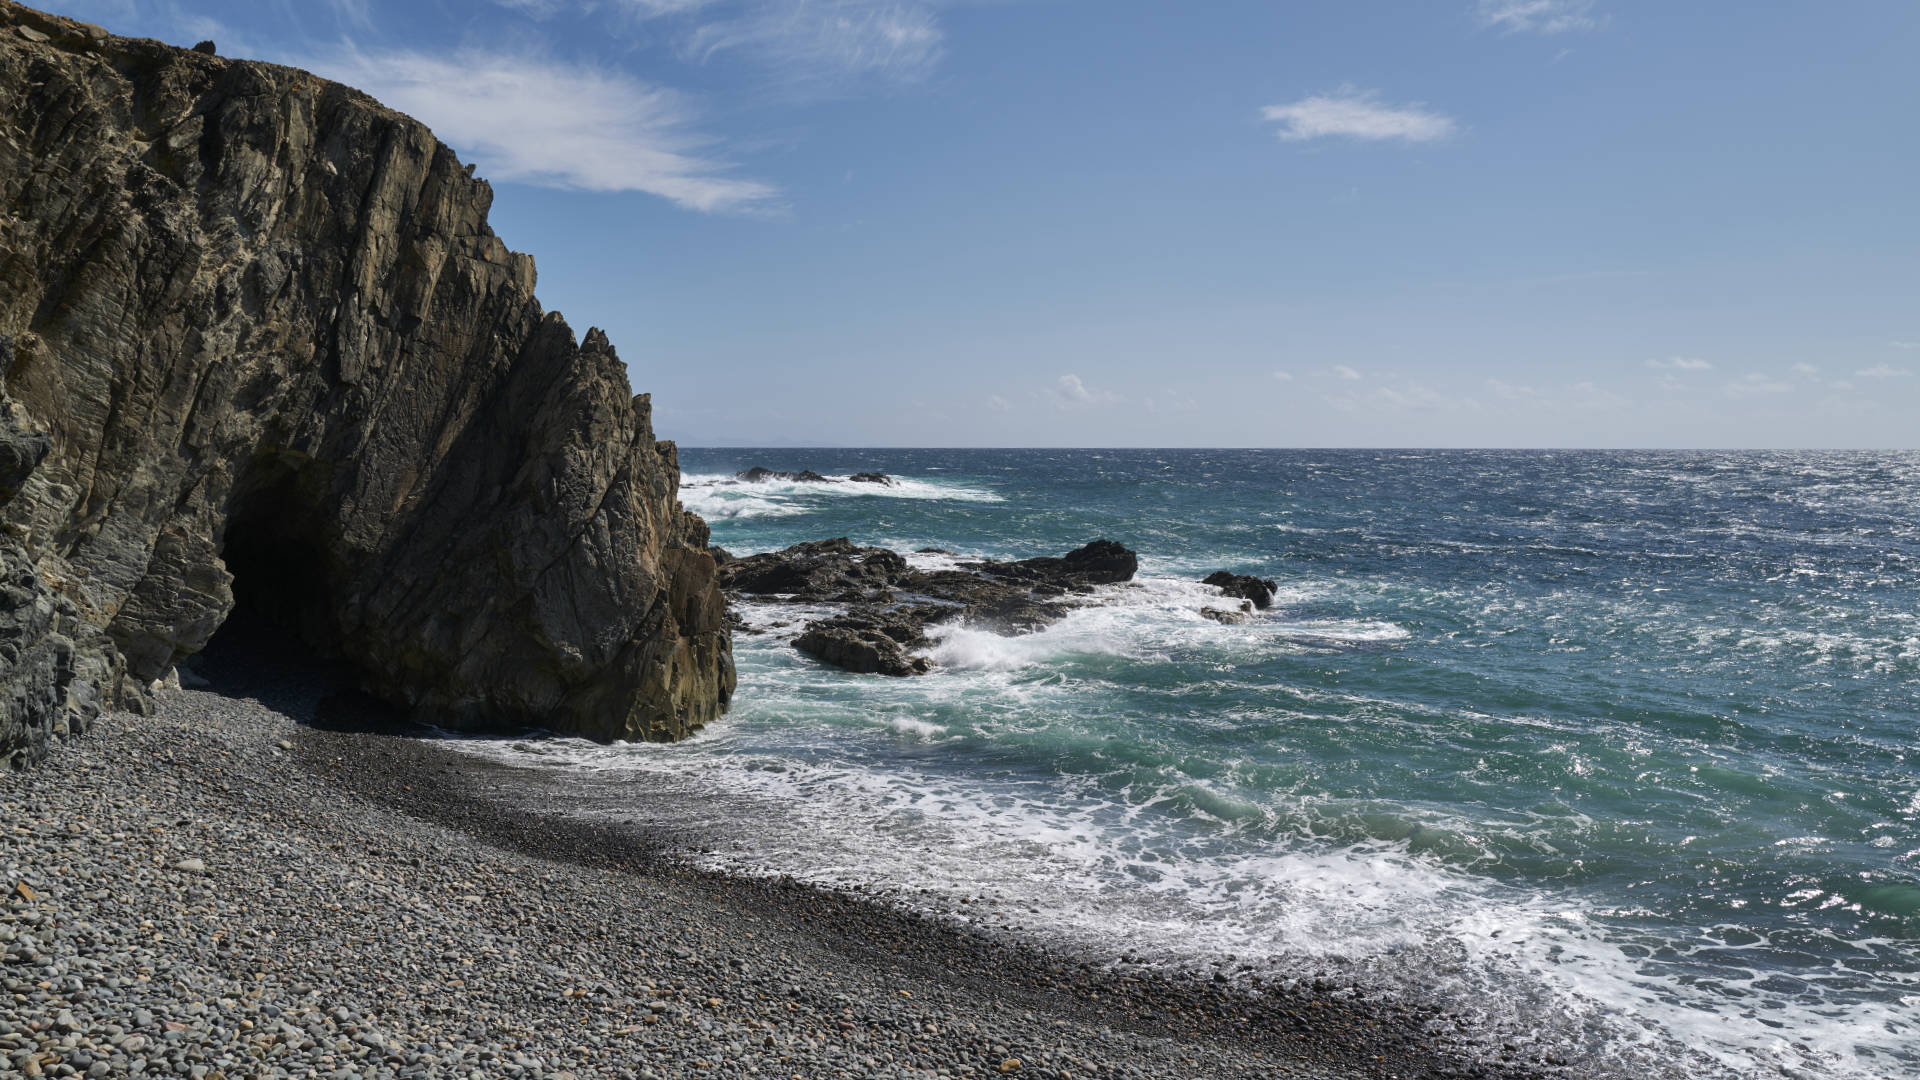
[677,472,1003,521]
[922,572,1410,671]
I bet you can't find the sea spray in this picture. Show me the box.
[461,449,1920,1080]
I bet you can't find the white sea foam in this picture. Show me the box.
[920,572,1410,673]
[452,725,1912,1080]
[442,512,1917,1079]
[888,716,948,740]
[677,472,1002,521]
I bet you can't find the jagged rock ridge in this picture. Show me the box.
[0,3,733,763]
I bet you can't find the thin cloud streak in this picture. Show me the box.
[493,0,725,20]
[1263,89,1455,144]
[1478,0,1602,35]
[301,46,778,213]
[684,0,945,89]
[327,0,375,31]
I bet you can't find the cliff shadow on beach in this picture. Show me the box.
[191,609,444,739]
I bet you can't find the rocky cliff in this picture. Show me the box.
[0,3,733,764]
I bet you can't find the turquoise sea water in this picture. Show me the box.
[470,450,1919,1078]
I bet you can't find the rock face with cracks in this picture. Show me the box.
[0,2,733,763]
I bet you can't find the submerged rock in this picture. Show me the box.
[1200,604,1254,625]
[0,4,732,761]
[847,472,894,485]
[722,539,1138,676]
[1202,571,1279,610]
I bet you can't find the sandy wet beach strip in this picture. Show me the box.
[0,653,1555,1080]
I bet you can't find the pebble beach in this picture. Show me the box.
[0,646,1551,1080]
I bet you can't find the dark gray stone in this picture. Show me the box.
[1201,571,1278,610]
[0,2,731,761]
[724,539,1139,676]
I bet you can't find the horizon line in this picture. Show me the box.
[672,445,1918,453]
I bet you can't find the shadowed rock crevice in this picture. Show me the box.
[0,2,732,762]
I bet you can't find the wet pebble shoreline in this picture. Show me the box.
[0,659,1565,1080]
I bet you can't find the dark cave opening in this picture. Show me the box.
[196,452,425,734]
[197,449,346,690]
[214,453,339,656]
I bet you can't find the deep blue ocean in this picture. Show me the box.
[465,449,1919,1079]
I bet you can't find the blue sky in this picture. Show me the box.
[51,1,1920,447]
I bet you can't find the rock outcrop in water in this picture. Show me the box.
[0,3,732,763]
[736,467,832,484]
[720,539,1137,676]
[1202,571,1278,610]
[722,467,894,486]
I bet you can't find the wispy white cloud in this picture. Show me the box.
[1271,371,1293,382]
[1262,88,1455,144]
[685,0,944,90]
[1048,374,1120,410]
[1646,355,1712,370]
[494,0,724,20]
[987,394,1011,412]
[1791,362,1820,377]
[327,0,375,30]
[618,0,723,14]
[301,46,777,213]
[1330,364,1363,380]
[1890,340,1920,350]
[488,0,938,88]
[1478,0,1602,35]
[490,0,570,17]
[1855,363,1912,378]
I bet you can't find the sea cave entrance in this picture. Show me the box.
[200,451,422,733]
[205,449,341,665]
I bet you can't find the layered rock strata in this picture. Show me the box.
[0,3,732,762]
